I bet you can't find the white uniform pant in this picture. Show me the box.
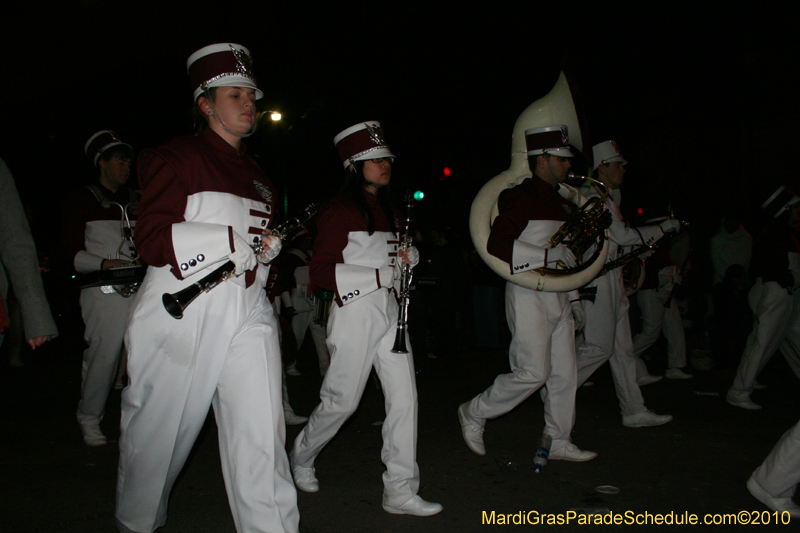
[632,287,687,378]
[576,274,646,418]
[291,309,330,374]
[116,276,298,533]
[77,287,135,427]
[464,284,577,453]
[752,417,800,500]
[291,288,419,507]
[730,279,800,398]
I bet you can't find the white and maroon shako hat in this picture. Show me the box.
[592,140,628,170]
[524,125,574,158]
[187,43,262,102]
[760,185,800,218]
[84,130,132,167]
[333,121,395,169]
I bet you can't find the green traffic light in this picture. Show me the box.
[413,190,425,201]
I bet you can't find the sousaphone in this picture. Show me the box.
[469,72,609,291]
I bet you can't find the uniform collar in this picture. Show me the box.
[201,127,249,157]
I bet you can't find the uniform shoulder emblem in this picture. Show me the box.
[253,180,272,203]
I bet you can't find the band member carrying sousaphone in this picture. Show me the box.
[116,43,299,533]
[459,123,599,464]
[290,121,442,517]
[60,130,137,447]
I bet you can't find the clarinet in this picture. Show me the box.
[162,203,319,319]
[390,192,414,354]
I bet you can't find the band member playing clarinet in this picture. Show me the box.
[116,44,298,533]
[290,121,442,517]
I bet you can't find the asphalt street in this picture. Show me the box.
[2,320,798,532]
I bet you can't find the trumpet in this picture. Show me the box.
[162,203,319,319]
[390,192,414,354]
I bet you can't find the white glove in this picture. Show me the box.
[228,231,257,276]
[399,246,420,269]
[571,300,585,330]
[547,246,577,269]
[258,231,282,263]
[660,219,680,234]
[640,248,656,260]
[379,266,397,288]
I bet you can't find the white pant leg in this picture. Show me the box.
[542,300,578,453]
[77,287,134,426]
[309,321,331,374]
[291,310,313,353]
[731,280,793,396]
[632,289,666,357]
[117,277,298,533]
[467,285,564,424]
[578,275,646,417]
[291,291,388,467]
[663,296,687,369]
[576,278,615,387]
[778,291,800,382]
[117,303,234,531]
[608,296,648,417]
[214,300,299,533]
[372,322,420,506]
[634,355,650,380]
[752,418,800,499]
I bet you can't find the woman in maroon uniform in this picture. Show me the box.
[115,43,298,533]
[290,121,442,517]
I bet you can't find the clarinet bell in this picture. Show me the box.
[390,326,408,354]
[162,284,203,319]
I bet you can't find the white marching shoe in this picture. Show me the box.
[548,443,598,462]
[80,424,108,447]
[622,410,673,428]
[383,495,443,516]
[637,374,663,386]
[727,390,762,410]
[665,368,693,380]
[290,459,319,492]
[747,477,800,518]
[458,403,485,456]
[284,411,309,426]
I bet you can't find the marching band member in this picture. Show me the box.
[458,126,597,463]
[265,252,310,426]
[116,44,299,533]
[61,130,136,447]
[747,416,800,518]
[290,121,442,517]
[632,248,693,383]
[285,231,331,377]
[573,140,677,427]
[727,185,800,410]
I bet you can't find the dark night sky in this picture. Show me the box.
[3,3,799,249]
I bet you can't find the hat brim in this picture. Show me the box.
[94,142,133,166]
[344,147,396,168]
[593,156,628,170]
[193,77,263,101]
[528,148,575,158]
